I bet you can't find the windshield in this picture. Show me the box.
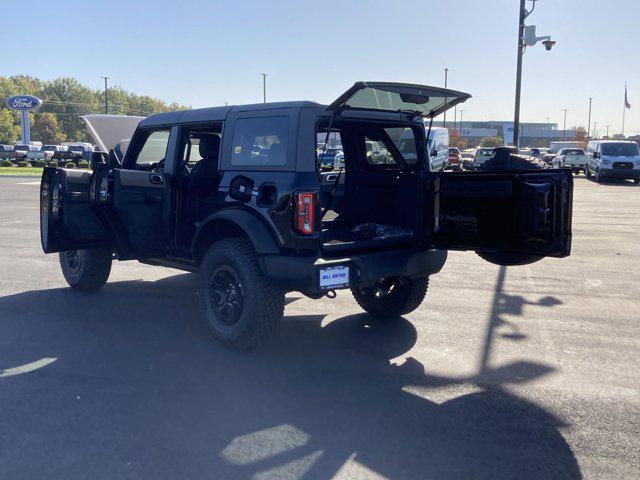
[601,143,639,156]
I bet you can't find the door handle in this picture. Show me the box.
[149,173,164,185]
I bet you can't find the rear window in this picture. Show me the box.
[231,117,289,166]
[563,149,584,155]
[602,143,639,156]
[477,149,493,156]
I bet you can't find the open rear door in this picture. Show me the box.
[430,170,573,257]
[327,82,471,118]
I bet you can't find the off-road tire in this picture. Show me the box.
[633,178,640,185]
[351,276,429,318]
[585,167,592,178]
[199,238,284,349]
[59,248,112,291]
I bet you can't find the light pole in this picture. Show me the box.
[606,125,610,138]
[260,73,268,103]
[587,97,592,139]
[513,0,554,147]
[562,109,569,140]
[458,110,465,135]
[593,122,597,139]
[453,105,457,133]
[443,67,449,127]
[100,76,109,114]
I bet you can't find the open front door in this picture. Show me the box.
[40,167,112,253]
[430,170,573,257]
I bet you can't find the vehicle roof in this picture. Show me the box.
[588,139,636,143]
[139,101,323,128]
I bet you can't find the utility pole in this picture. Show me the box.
[562,109,569,140]
[512,0,526,147]
[443,67,449,128]
[100,76,109,114]
[453,105,457,133]
[587,97,592,139]
[459,110,465,135]
[606,125,610,138]
[593,122,597,139]
[260,73,268,103]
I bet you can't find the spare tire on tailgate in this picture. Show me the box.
[476,146,550,267]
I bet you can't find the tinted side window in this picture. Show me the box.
[133,130,170,170]
[231,117,289,166]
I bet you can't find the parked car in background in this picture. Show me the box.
[0,145,17,159]
[425,126,449,171]
[549,141,580,155]
[554,148,587,174]
[518,148,532,157]
[470,147,495,170]
[448,147,461,170]
[318,148,343,170]
[585,140,640,183]
[460,149,475,170]
[66,144,95,160]
[530,147,549,158]
[542,151,557,165]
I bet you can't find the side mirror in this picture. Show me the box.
[593,152,600,159]
[431,148,438,157]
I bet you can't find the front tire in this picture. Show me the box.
[634,178,640,185]
[59,248,112,291]
[351,276,429,318]
[199,238,284,349]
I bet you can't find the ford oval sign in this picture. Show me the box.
[5,95,42,111]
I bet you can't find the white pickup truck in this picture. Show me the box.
[552,148,588,175]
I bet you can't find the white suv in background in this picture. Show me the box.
[585,140,640,184]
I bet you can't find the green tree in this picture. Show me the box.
[0,109,20,144]
[479,136,503,148]
[33,112,66,144]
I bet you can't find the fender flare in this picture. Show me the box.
[191,208,281,258]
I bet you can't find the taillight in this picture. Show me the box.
[293,192,316,235]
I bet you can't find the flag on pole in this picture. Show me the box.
[624,84,631,109]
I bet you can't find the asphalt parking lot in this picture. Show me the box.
[0,175,638,480]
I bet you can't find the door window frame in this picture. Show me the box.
[123,126,180,173]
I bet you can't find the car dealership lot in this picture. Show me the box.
[0,176,638,479]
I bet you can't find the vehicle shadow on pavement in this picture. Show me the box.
[0,271,581,480]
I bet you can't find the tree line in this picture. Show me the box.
[0,75,189,144]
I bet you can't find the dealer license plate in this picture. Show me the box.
[319,265,350,289]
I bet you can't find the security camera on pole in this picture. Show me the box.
[513,0,555,148]
[5,95,42,145]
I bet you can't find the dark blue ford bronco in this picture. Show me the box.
[40,82,573,348]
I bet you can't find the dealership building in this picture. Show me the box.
[443,120,576,147]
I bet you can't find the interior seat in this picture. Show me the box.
[186,134,221,221]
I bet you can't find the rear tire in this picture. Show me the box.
[59,248,112,291]
[351,276,428,318]
[199,238,284,349]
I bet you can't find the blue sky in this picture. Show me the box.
[2,0,638,134]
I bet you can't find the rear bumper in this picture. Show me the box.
[259,248,448,294]
[599,167,640,179]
